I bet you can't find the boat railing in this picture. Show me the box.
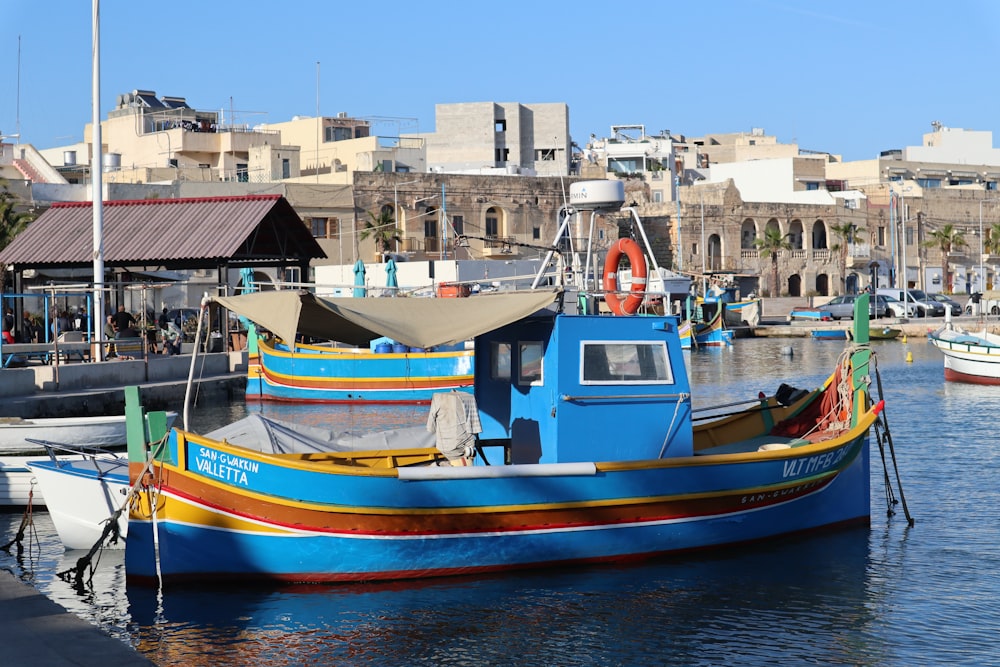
[26,438,126,474]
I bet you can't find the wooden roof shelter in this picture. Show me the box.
[0,194,325,274]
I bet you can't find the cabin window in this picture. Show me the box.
[492,342,512,380]
[580,341,672,384]
[518,341,543,386]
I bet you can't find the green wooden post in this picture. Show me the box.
[125,386,148,465]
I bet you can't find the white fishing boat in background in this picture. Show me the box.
[0,412,177,506]
[929,323,1000,384]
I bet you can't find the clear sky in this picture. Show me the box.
[4,1,1000,162]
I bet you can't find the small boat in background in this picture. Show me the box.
[247,335,474,404]
[810,329,849,340]
[789,307,833,322]
[929,324,1000,384]
[0,412,177,506]
[856,326,901,341]
[0,413,176,455]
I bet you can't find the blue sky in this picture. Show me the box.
[4,1,1000,162]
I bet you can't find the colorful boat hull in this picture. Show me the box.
[247,337,474,403]
[929,327,1000,384]
[124,422,871,583]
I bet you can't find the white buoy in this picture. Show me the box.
[781,345,794,356]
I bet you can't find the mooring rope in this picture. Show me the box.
[0,481,39,555]
[869,351,914,526]
[57,435,169,590]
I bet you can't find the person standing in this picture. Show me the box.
[2,307,14,344]
[111,305,136,337]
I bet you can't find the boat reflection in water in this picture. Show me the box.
[117,528,877,667]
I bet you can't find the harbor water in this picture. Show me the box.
[2,335,998,666]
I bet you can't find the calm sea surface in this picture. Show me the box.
[3,335,998,666]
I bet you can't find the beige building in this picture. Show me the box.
[420,102,571,177]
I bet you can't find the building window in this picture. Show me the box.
[495,148,509,164]
[652,191,663,203]
[424,219,437,238]
[495,119,506,132]
[532,226,540,240]
[535,149,556,161]
[310,217,327,237]
[917,178,942,189]
[486,208,499,237]
[236,163,248,182]
[309,217,338,239]
[805,182,820,191]
[451,215,464,236]
[284,267,302,286]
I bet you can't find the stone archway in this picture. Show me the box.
[816,273,830,296]
[787,273,802,297]
[708,233,722,271]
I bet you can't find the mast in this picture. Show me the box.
[91,0,106,359]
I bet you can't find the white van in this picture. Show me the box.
[875,288,941,317]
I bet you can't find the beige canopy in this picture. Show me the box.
[212,289,562,349]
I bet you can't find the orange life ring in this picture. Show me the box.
[603,238,647,316]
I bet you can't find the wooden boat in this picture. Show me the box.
[811,329,849,340]
[929,323,1000,384]
[28,414,364,550]
[680,302,734,349]
[123,290,885,585]
[247,335,473,404]
[788,307,833,322]
[853,326,901,341]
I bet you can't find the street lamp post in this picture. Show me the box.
[393,178,421,254]
[979,198,998,293]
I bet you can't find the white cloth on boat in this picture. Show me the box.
[205,414,435,454]
[426,391,482,462]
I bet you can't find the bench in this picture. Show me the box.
[109,337,144,359]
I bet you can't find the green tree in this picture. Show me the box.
[923,223,966,293]
[984,223,1000,256]
[359,208,401,262]
[829,221,866,294]
[754,226,793,297]
[0,182,37,292]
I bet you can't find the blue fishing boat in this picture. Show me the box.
[811,329,849,340]
[247,335,473,404]
[124,290,884,585]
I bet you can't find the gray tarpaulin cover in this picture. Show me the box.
[205,414,436,454]
[211,289,561,349]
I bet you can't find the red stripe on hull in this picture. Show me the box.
[943,368,1000,385]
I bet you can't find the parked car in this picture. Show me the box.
[822,294,888,320]
[879,294,917,318]
[875,288,944,317]
[906,290,946,317]
[927,293,963,316]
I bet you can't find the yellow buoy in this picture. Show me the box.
[906,350,913,363]
[902,334,908,344]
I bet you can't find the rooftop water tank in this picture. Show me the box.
[63,151,77,166]
[103,153,121,172]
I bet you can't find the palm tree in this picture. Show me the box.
[829,221,865,294]
[754,226,793,297]
[922,224,966,293]
[0,183,36,292]
[984,223,1000,256]
[359,208,401,262]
